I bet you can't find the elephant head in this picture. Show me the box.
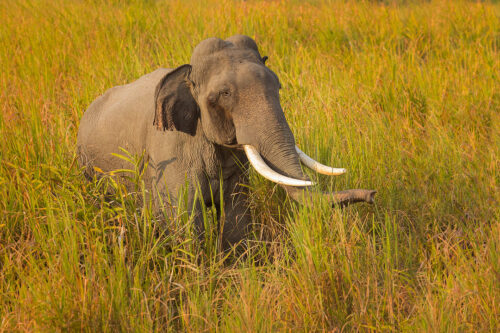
[153,35,375,206]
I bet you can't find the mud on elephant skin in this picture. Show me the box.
[77,35,376,249]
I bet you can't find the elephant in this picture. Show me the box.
[77,35,376,249]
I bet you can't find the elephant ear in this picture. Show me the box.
[154,65,199,135]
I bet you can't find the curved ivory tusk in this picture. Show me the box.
[295,146,346,175]
[244,145,314,187]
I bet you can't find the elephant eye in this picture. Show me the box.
[220,90,231,97]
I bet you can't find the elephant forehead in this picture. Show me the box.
[190,49,263,84]
[191,36,261,60]
[192,48,260,67]
[191,37,231,60]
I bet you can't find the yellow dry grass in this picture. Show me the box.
[0,0,498,331]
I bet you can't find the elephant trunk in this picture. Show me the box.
[243,145,313,186]
[256,121,308,182]
[285,187,376,208]
[236,105,375,206]
[235,101,309,182]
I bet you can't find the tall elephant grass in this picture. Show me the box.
[1,0,498,331]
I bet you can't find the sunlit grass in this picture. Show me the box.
[1,0,498,331]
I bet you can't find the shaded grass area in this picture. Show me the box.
[1,0,498,331]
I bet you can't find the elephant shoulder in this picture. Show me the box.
[144,68,173,82]
[77,68,174,165]
[100,68,172,109]
[82,68,173,124]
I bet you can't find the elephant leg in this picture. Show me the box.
[187,178,219,242]
[151,176,207,241]
[218,174,252,251]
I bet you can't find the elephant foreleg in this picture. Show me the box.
[218,175,252,251]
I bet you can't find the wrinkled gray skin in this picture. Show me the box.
[77,35,375,249]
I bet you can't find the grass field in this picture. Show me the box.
[1,0,499,331]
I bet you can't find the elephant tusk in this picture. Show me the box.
[295,146,346,176]
[243,145,315,187]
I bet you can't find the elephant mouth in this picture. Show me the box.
[218,139,243,149]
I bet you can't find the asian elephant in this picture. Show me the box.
[77,35,376,249]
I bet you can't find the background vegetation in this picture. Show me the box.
[1,0,498,331]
